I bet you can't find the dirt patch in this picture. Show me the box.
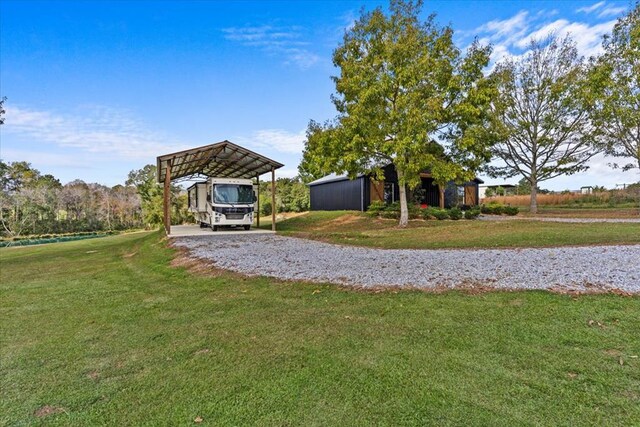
[314,214,365,231]
[34,405,65,418]
[122,251,138,258]
[604,349,623,357]
[86,370,100,381]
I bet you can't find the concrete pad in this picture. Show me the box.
[168,225,275,237]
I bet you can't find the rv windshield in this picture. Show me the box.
[213,184,254,204]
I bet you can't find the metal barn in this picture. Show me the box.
[308,165,482,211]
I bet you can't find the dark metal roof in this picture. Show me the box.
[156,140,284,183]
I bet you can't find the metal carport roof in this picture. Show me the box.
[156,140,284,183]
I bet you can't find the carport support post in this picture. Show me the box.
[163,160,172,235]
[271,167,276,231]
[256,175,260,227]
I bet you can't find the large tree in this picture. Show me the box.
[591,2,640,171]
[300,0,495,226]
[488,36,598,213]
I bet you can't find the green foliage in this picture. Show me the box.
[487,35,600,213]
[464,207,481,219]
[481,203,518,216]
[591,3,640,171]
[0,161,143,236]
[258,177,310,215]
[448,206,463,220]
[430,208,450,220]
[504,206,519,216]
[301,0,495,226]
[366,200,387,217]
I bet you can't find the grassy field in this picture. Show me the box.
[261,211,640,249]
[1,232,639,425]
[519,207,640,218]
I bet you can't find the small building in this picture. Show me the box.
[308,165,483,211]
[580,186,593,195]
[479,184,517,199]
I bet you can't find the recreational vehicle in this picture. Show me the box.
[187,177,257,231]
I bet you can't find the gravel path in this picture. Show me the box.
[173,235,640,293]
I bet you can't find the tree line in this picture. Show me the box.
[300,0,639,223]
[0,161,194,237]
[0,159,310,237]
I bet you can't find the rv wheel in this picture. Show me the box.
[243,225,251,231]
[212,225,218,232]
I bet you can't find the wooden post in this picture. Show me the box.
[163,160,172,235]
[271,167,276,231]
[438,184,445,209]
[256,175,260,227]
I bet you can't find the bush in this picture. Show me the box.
[421,207,437,220]
[480,203,518,216]
[366,200,386,217]
[431,208,449,220]
[448,207,463,220]
[481,203,504,215]
[504,206,519,216]
[464,207,480,220]
[369,201,422,220]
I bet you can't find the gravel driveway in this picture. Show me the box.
[173,235,640,293]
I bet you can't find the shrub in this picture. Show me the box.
[448,207,463,220]
[369,201,422,220]
[408,204,423,219]
[367,200,386,217]
[431,208,449,220]
[504,206,519,216]
[464,208,480,220]
[421,207,436,220]
[481,203,505,215]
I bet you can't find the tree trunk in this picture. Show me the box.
[530,179,538,214]
[397,168,409,228]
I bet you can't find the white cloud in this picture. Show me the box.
[576,1,606,14]
[476,10,530,43]
[514,19,617,57]
[239,128,306,154]
[1,105,187,161]
[470,7,623,64]
[597,6,626,17]
[222,25,319,69]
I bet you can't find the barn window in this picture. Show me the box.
[384,183,395,203]
[457,186,465,205]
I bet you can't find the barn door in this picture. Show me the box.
[370,179,384,202]
[465,185,477,206]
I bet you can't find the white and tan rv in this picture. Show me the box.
[187,177,257,231]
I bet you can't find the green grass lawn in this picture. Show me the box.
[260,211,640,249]
[1,232,639,425]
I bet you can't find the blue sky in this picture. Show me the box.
[0,0,636,189]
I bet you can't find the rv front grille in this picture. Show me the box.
[225,214,245,220]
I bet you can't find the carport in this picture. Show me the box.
[156,140,284,235]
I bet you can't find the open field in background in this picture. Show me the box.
[483,190,640,212]
[259,211,640,249]
[1,232,639,425]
